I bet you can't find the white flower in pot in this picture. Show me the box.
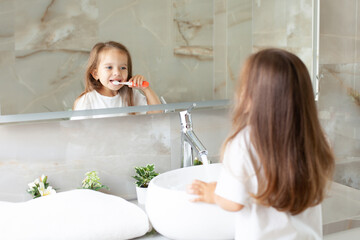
[27,174,56,199]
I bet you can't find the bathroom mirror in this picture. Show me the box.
[0,0,316,123]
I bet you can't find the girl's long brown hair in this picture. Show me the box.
[74,41,134,108]
[223,48,334,215]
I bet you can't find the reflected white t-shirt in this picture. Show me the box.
[215,126,322,240]
[73,89,147,119]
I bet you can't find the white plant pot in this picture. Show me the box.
[136,186,148,205]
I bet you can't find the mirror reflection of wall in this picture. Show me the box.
[317,0,360,190]
[0,0,313,117]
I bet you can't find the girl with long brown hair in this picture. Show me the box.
[188,48,334,239]
[73,41,160,115]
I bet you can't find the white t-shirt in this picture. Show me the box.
[72,89,147,119]
[215,127,322,240]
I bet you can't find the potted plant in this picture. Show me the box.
[81,171,109,191]
[27,174,56,198]
[132,164,159,205]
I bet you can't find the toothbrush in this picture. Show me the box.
[112,81,149,87]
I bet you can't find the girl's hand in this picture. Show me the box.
[129,74,147,89]
[187,180,217,204]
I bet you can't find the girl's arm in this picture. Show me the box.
[130,75,162,114]
[142,87,161,106]
[188,180,244,212]
[142,87,162,114]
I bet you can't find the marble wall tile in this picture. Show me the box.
[334,160,360,190]
[0,65,18,115]
[357,0,360,38]
[0,0,15,115]
[318,63,360,189]
[213,0,227,100]
[0,0,99,115]
[253,0,286,39]
[252,0,313,77]
[0,50,14,67]
[162,0,214,102]
[318,0,360,189]
[14,50,89,114]
[213,0,252,100]
[0,0,14,50]
[321,182,360,229]
[355,62,360,94]
[174,0,213,47]
[226,0,252,96]
[320,0,357,64]
[320,0,356,37]
[98,0,171,47]
[318,64,355,102]
[286,0,312,48]
[14,0,98,50]
[319,35,356,64]
[189,108,231,160]
[356,39,360,63]
[318,64,359,155]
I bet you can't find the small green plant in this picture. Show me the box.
[81,171,109,191]
[133,164,159,188]
[193,157,203,165]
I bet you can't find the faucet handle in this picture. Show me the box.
[179,103,197,129]
[187,103,196,113]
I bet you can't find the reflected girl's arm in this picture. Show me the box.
[142,86,162,114]
[130,74,162,114]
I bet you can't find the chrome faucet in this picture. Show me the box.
[179,104,209,167]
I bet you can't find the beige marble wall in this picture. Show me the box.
[252,0,313,74]
[318,0,360,189]
[0,0,252,115]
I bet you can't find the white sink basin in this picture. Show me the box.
[146,163,236,240]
